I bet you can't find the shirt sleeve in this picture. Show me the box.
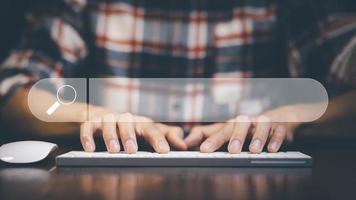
[0,1,88,105]
[278,0,356,96]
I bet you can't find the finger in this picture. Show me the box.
[139,123,170,153]
[268,124,287,153]
[102,114,120,153]
[167,128,187,150]
[184,123,224,148]
[286,125,295,142]
[183,126,203,148]
[157,124,187,150]
[80,121,96,152]
[90,117,102,132]
[200,123,233,153]
[228,116,252,154]
[249,116,272,153]
[117,113,138,154]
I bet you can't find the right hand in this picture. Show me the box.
[80,106,187,154]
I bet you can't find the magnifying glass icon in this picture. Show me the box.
[46,85,77,115]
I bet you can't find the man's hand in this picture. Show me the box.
[80,106,187,154]
[184,106,302,153]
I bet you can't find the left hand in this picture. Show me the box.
[184,106,302,153]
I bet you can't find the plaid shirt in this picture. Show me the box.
[0,0,355,121]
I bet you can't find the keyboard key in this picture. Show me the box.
[267,152,287,158]
[286,151,311,159]
[248,152,268,158]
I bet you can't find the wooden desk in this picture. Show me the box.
[0,145,355,200]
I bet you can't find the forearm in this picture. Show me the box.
[313,90,356,124]
[286,90,356,125]
[292,90,356,138]
[1,88,85,136]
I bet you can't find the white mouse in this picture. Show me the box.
[0,141,57,163]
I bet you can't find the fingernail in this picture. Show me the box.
[85,141,94,152]
[251,139,261,151]
[125,139,137,153]
[229,139,241,153]
[158,141,169,153]
[109,139,120,152]
[202,141,213,152]
[269,141,279,152]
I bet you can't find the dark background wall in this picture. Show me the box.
[0,0,29,62]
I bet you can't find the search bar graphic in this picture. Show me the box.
[28,78,328,123]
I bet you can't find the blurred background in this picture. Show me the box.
[0,0,356,147]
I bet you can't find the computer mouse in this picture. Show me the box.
[0,141,57,163]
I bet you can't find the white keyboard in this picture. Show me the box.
[56,151,312,167]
